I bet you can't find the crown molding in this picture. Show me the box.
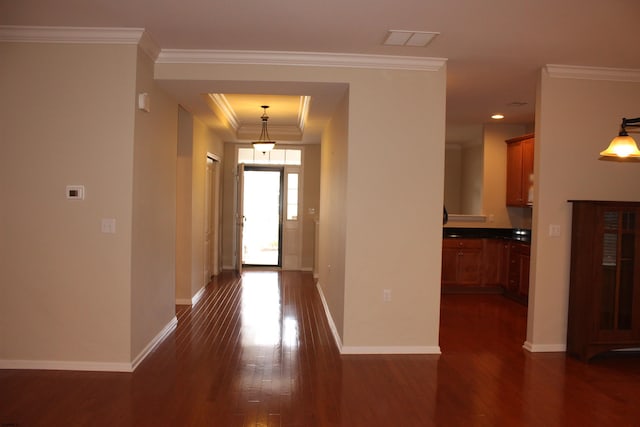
[297,96,311,133]
[208,94,240,131]
[157,49,447,71]
[546,64,640,82]
[0,25,160,60]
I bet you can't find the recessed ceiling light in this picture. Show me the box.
[491,114,505,120]
[384,30,439,47]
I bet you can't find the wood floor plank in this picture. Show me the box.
[1,271,640,426]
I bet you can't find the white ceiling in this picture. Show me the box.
[3,0,640,144]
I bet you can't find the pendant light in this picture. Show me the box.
[600,117,640,160]
[252,105,276,153]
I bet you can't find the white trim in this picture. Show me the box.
[208,94,240,131]
[191,286,206,306]
[176,286,205,306]
[315,281,441,355]
[0,359,133,372]
[0,25,160,60]
[0,317,177,373]
[315,281,343,351]
[131,316,178,371]
[0,25,143,44]
[545,64,640,82]
[522,341,566,353]
[447,214,487,223]
[157,49,447,71]
[341,346,442,355]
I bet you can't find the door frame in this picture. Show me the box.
[241,165,284,268]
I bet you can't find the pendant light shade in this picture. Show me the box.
[252,105,276,153]
[600,134,640,158]
[600,117,640,160]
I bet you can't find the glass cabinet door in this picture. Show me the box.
[599,209,636,334]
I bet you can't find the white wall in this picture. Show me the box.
[176,108,225,303]
[155,60,448,352]
[0,41,138,367]
[527,66,640,351]
[319,92,350,341]
[130,45,179,360]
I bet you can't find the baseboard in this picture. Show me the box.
[0,316,178,373]
[0,359,133,372]
[191,286,206,305]
[341,345,442,355]
[176,283,207,306]
[522,341,567,353]
[315,281,343,351]
[131,316,178,371]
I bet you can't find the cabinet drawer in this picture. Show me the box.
[442,238,483,249]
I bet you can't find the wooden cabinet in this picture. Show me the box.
[505,242,530,303]
[482,238,505,286]
[567,200,640,361]
[506,134,534,207]
[442,238,483,286]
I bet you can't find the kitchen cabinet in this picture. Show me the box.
[504,241,530,303]
[482,238,506,286]
[567,200,640,361]
[442,238,483,286]
[506,133,534,207]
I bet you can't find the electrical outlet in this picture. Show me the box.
[383,289,392,302]
[549,224,561,237]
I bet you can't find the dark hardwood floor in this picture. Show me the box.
[2,270,640,426]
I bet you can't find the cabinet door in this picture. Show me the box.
[482,239,503,285]
[506,142,524,206]
[519,253,530,297]
[441,246,459,285]
[457,248,483,285]
[594,208,640,343]
[442,239,483,286]
[522,138,534,206]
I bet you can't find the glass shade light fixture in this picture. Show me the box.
[600,117,640,160]
[252,105,276,153]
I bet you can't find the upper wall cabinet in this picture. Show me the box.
[506,133,534,207]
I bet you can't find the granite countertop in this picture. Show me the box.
[443,227,531,243]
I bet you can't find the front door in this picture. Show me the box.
[241,166,283,267]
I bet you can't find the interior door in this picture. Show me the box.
[235,163,245,275]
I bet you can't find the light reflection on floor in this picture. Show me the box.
[238,270,301,410]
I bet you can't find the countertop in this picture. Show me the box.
[443,227,531,243]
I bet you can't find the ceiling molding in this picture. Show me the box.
[0,25,160,60]
[237,124,303,141]
[208,94,240,131]
[156,49,447,71]
[546,64,640,82]
[298,96,311,133]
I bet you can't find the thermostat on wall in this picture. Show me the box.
[66,185,85,200]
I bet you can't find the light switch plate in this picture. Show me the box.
[101,218,116,234]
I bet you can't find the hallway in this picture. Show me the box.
[1,271,640,426]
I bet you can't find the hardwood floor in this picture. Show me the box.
[2,270,640,426]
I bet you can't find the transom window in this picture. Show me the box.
[238,148,301,165]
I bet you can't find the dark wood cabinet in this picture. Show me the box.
[442,238,483,286]
[481,239,508,286]
[505,242,530,303]
[567,200,640,361]
[506,134,534,207]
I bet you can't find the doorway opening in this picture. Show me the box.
[242,166,284,267]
